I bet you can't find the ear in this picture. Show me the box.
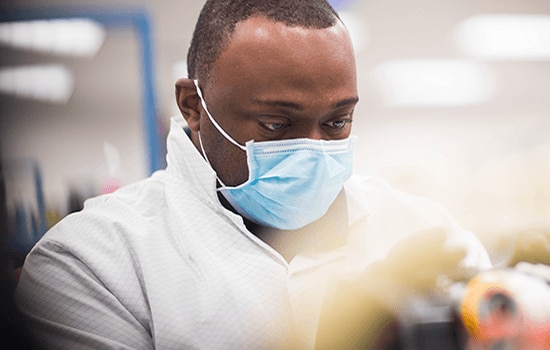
[175,78,201,132]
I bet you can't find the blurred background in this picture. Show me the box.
[1,0,549,263]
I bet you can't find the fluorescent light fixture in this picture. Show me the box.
[454,14,550,60]
[0,65,74,103]
[0,18,105,57]
[374,59,495,107]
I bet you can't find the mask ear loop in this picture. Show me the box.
[197,130,228,188]
[193,80,247,151]
[197,130,210,164]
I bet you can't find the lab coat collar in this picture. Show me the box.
[165,116,220,206]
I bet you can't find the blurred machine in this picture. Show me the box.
[396,263,550,350]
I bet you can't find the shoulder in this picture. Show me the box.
[84,171,167,221]
[29,173,170,271]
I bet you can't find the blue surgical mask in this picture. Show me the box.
[194,80,356,230]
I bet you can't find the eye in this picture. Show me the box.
[263,122,288,131]
[325,117,352,129]
[258,117,291,132]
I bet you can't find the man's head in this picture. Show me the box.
[176,0,357,188]
[187,0,341,82]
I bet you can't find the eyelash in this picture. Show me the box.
[262,121,289,131]
[324,117,353,129]
[261,116,353,133]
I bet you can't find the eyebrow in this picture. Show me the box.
[251,96,359,110]
[334,96,359,108]
[252,99,303,110]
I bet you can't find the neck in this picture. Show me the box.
[216,191,269,233]
[217,191,305,263]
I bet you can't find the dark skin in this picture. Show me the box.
[175,15,358,248]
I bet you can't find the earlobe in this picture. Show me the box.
[175,78,201,132]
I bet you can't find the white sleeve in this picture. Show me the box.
[15,237,153,350]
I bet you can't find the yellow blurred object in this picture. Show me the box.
[316,227,474,349]
[508,228,550,266]
[316,224,550,349]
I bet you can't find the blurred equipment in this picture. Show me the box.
[393,264,550,349]
[396,296,467,350]
[316,263,550,349]
[461,264,550,350]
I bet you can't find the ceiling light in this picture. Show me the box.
[454,14,550,60]
[0,64,74,104]
[0,18,105,57]
[374,59,496,107]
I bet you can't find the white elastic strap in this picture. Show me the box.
[197,130,228,188]
[197,130,211,165]
[193,80,247,151]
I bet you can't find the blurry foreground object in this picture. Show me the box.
[461,265,550,350]
[316,227,474,349]
[316,227,550,349]
[508,227,550,267]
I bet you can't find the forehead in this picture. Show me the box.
[207,16,356,95]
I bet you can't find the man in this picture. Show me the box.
[16,1,491,349]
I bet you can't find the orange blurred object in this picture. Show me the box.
[461,267,550,349]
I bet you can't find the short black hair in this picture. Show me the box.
[187,0,340,81]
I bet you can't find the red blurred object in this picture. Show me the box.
[461,266,550,349]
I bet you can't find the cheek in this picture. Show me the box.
[201,120,249,186]
[213,146,249,186]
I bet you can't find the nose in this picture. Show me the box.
[291,124,325,140]
[305,127,324,140]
